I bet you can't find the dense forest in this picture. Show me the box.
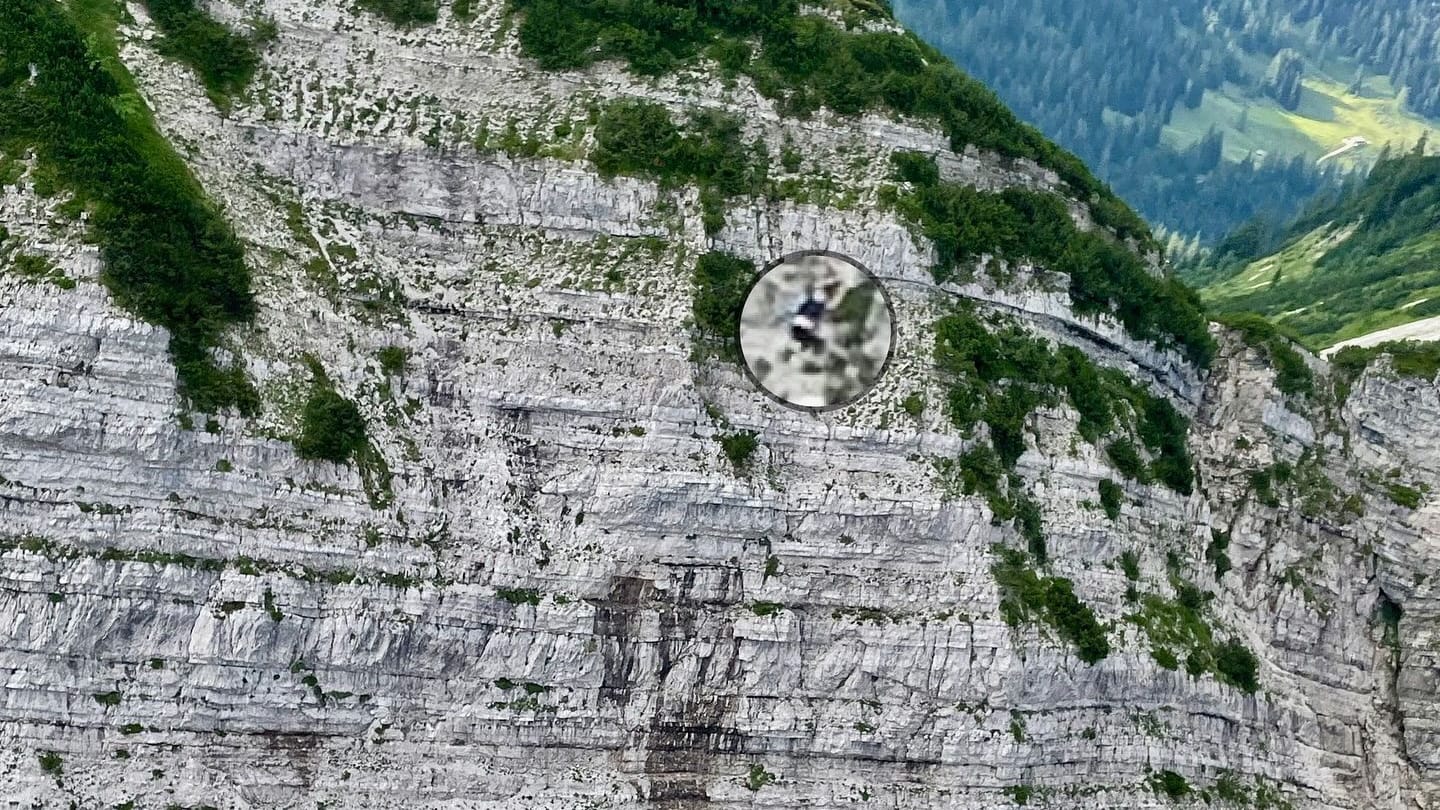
[893,0,1438,242]
[1288,0,1440,117]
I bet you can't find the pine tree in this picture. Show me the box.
[1263,49,1304,110]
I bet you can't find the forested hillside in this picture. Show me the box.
[893,0,1440,244]
[1197,147,1440,347]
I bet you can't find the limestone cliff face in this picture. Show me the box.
[0,2,1437,808]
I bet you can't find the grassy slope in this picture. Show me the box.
[1201,154,1440,349]
[1203,225,1350,302]
[1205,228,1440,349]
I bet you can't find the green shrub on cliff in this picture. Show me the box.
[1216,313,1313,397]
[691,251,756,362]
[1331,340,1440,402]
[0,0,257,413]
[591,100,768,236]
[357,0,439,26]
[509,0,1151,246]
[719,431,759,470]
[1128,578,1260,693]
[992,546,1110,663]
[140,0,265,105]
[1213,638,1259,692]
[292,361,392,508]
[898,152,1212,367]
[1098,479,1123,520]
[296,386,368,464]
[934,306,1196,494]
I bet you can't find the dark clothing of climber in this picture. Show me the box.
[790,296,827,352]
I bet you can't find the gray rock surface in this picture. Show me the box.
[0,2,1437,808]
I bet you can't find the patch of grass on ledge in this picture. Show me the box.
[357,0,439,27]
[294,359,393,509]
[0,0,258,413]
[496,587,543,605]
[749,600,784,616]
[0,533,440,589]
[139,0,268,107]
[5,253,77,290]
[1126,573,1259,693]
[1386,482,1423,509]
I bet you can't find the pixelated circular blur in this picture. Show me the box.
[739,251,895,411]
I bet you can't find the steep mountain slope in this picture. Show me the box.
[891,0,1440,244]
[1198,150,1440,349]
[1,1,1439,808]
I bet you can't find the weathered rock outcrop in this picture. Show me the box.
[0,2,1437,808]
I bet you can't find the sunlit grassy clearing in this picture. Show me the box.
[1164,75,1437,166]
